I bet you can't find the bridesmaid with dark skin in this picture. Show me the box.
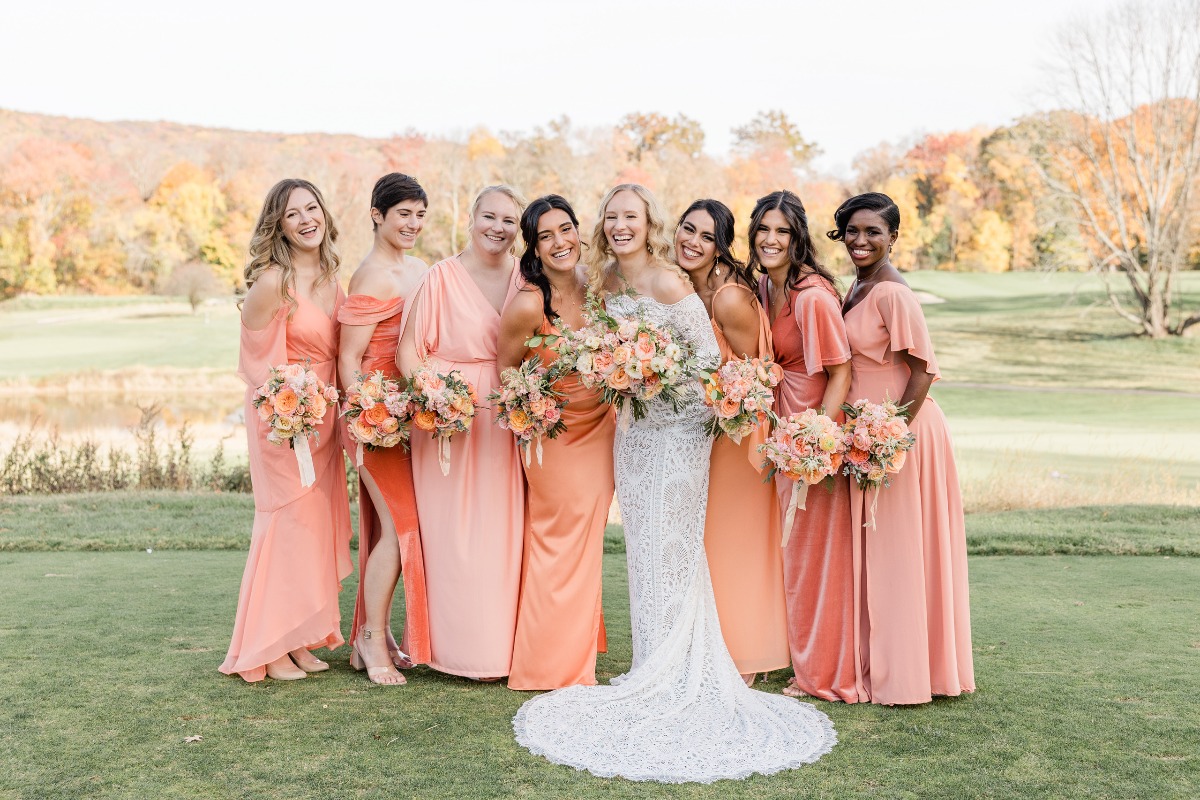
[833,191,974,705]
[497,195,616,691]
[675,198,789,686]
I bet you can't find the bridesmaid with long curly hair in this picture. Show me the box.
[337,173,433,686]
[220,179,353,682]
[675,198,788,686]
[498,194,615,691]
[751,189,858,703]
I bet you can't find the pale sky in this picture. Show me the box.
[1,0,1095,175]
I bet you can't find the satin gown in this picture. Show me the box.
[398,256,525,678]
[766,274,859,703]
[507,316,615,690]
[220,289,353,682]
[843,280,974,705]
[337,294,431,665]
[702,282,789,675]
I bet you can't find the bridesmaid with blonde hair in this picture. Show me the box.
[498,194,615,691]
[397,185,527,681]
[833,191,973,705]
[220,178,353,682]
[336,173,433,686]
[675,198,788,686]
[752,189,857,703]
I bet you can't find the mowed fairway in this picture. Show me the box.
[0,549,1196,800]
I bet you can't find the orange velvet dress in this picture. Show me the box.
[702,283,790,675]
[337,294,431,665]
[843,281,974,705]
[220,289,353,682]
[508,316,615,690]
[767,274,859,703]
[398,256,525,678]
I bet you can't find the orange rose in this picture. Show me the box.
[363,403,390,426]
[379,416,400,434]
[607,370,631,390]
[886,448,907,474]
[257,403,273,422]
[352,417,377,442]
[309,394,327,420]
[592,351,616,375]
[273,387,300,415]
[413,409,437,431]
[718,396,741,419]
[508,409,532,434]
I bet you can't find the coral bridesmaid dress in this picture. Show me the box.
[767,274,859,703]
[702,282,790,676]
[843,280,974,705]
[220,289,353,682]
[337,294,431,665]
[508,318,615,690]
[398,256,525,678]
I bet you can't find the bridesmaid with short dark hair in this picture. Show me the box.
[833,191,974,705]
[336,172,433,686]
[220,179,353,682]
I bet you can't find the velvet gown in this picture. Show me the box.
[398,256,525,678]
[508,316,615,690]
[766,273,859,703]
[220,288,353,682]
[337,293,431,665]
[702,282,789,675]
[843,280,974,705]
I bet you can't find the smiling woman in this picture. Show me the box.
[396,184,528,681]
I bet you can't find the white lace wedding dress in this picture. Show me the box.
[512,293,836,784]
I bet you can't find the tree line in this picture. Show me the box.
[1,1,1197,336]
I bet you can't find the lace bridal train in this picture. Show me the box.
[513,293,836,784]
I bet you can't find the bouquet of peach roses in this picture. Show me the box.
[840,397,916,529]
[341,370,413,467]
[758,408,847,545]
[550,295,697,423]
[700,356,783,442]
[407,361,478,476]
[252,362,339,487]
[487,356,569,467]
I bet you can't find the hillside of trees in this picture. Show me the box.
[0,105,1191,300]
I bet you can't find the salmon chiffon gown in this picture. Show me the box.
[508,317,615,690]
[337,294,431,665]
[399,256,525,678]
[220,290,353,682]
[702,283,789,675]
[766,274,859,703]
[843,281,974,705]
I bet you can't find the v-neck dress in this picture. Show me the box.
[843,281,974,705]
[398,256,526,678]
[220,287,353,682]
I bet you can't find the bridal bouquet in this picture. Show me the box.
[840,397,916,528]
[700,356,783,442]
[488,356,569,467]
[551,296,696,422]
[407,361,478,475]
[252,362,339,487]
[342,370,413,466]
[757,408,846,545]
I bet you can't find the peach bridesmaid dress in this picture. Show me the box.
[702,283,790,676]
[337,294,431,665]
[843,280,974,705]
[398,256,525,678]
[220,289,354,682]
[508,318,615,690]
[767,274,859,703]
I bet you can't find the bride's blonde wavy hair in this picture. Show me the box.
[242,179,341,317]
[586,183,678,296]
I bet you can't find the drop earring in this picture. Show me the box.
[713,261,721,277]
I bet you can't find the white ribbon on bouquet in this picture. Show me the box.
[293,434,316,488]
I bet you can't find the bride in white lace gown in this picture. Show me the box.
[513,185,836,783]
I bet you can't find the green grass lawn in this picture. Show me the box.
[0,549,1196,799]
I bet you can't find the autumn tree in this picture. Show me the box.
[160,260,225,312]
[618,112,705,162]
[1033,0,1200,337]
